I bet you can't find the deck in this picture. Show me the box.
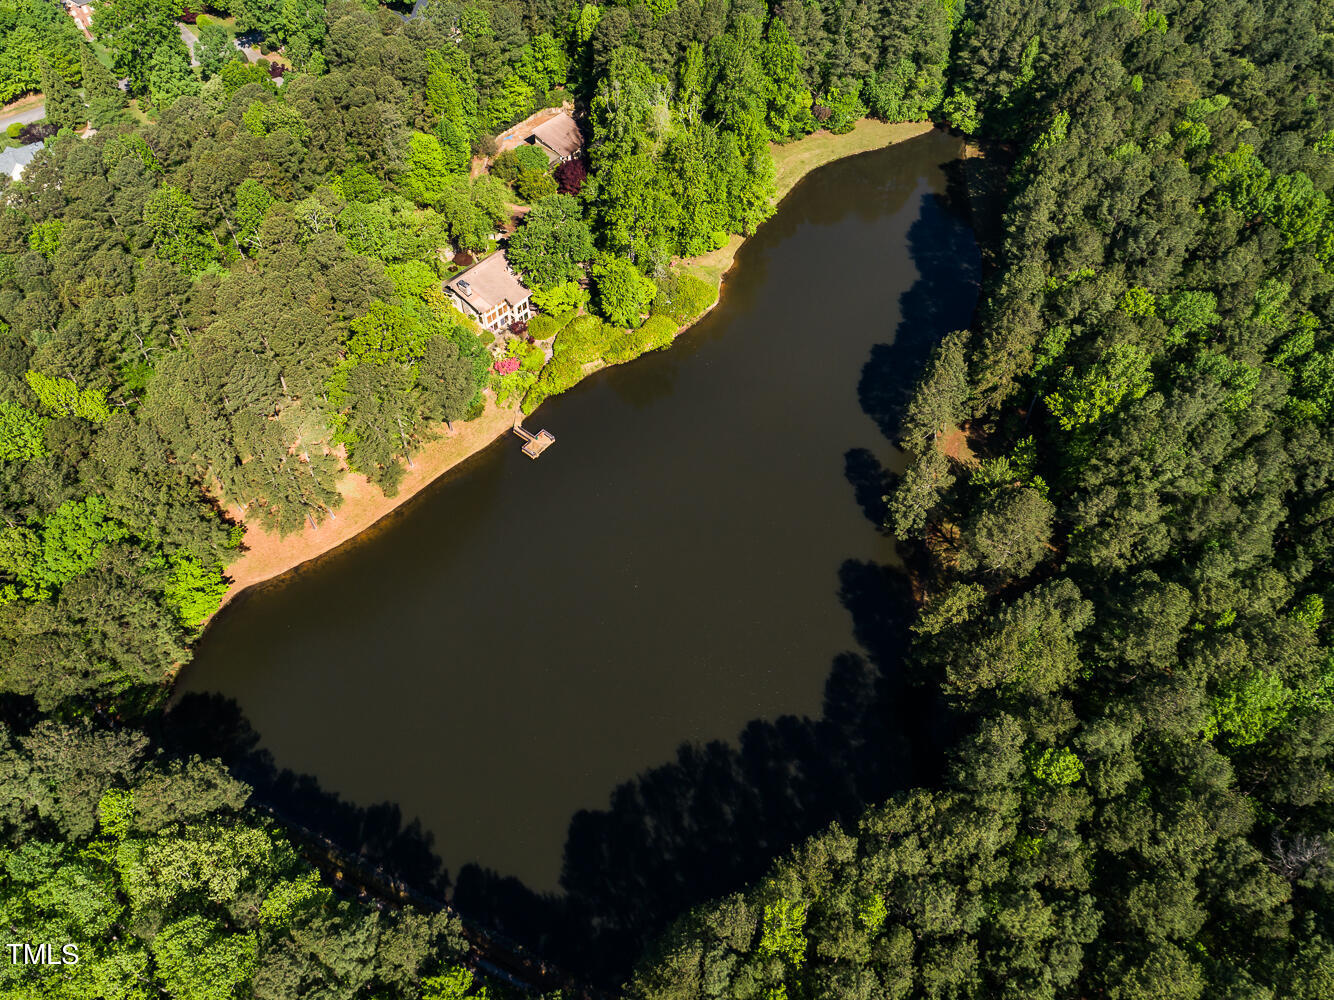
[512,421,555,459]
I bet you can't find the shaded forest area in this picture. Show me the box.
[1,0,1333,998]
[630,2,1334,1000]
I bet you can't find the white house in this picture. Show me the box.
[0,142,42,182]
[444,251,535,333]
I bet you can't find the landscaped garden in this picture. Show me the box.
[487,270,718,415]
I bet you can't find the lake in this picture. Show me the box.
[173,127,980,976]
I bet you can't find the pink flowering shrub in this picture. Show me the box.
[493,356,521,375]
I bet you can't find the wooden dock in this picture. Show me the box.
[512,420,555,458]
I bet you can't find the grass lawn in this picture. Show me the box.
[679,118,936,287]
[194,14,239,32]
[678,235,744,287]
[771,119,935,201]
[87,37,117,72]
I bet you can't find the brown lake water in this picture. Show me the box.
[173,128,980,975]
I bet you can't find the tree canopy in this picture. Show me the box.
[2,0,1332,998]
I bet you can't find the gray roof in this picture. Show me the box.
[529,113,582,160]
[0,142,42,181]
[445,252,532,315]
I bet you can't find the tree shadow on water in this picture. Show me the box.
[161,694,452,901]
[164,555,946,988]
[859,180,982,442]
[539,161,982,979]
[844,446,898,531]
[452,558,947,985]
[158,153,982,990]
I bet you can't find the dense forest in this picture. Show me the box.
[1,0,1332,996]
[630,1,1334,999]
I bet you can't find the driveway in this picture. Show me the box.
[0,100,45,134]
[180,24,200,68]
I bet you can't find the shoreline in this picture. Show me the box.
[679,120,935,288]
[206,119,936,619]
[211,400,519,614]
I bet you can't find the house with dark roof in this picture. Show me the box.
[444,252,535,332]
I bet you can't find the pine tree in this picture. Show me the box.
[80,45,123,102]
[39,60,86,132]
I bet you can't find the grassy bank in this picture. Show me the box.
[680,119,934,286]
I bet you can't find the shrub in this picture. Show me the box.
[603,331,646,365]
[520,385,546,415]
[554,159,586,195]
[491,145,550,183]
[5,123,20,139]
[818,85,867,134]
[514,169,558,203]
[18,122,58,144]
[596,314,678,366]
[528,313,566,340]
[534,353,584,397]
[640,314,679,350]
[492,369,536,408]
[554,314,610,365]
[652,272,718,324]
[476,330,494,347]
[505,337,546,372]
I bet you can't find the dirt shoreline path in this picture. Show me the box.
[208,119,936,618]
[214,401,519,610]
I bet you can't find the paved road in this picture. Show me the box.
[0,102,45,134]
[180,24,200,68]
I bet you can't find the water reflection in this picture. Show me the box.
[172,129,981,984]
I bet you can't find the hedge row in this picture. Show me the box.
[553,314,613,365]
[520,303,682,413]
[522,352,586,414]
[604,314,679,363]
